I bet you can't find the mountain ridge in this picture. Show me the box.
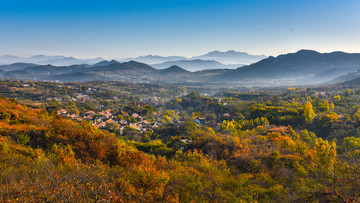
[1,50,360,86]
[213,50,360,85]
[0,50,265,68]
[0,55,104,66]
[152,59,243,71]
[193,50,267,64]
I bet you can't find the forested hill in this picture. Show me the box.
[1,94,360,202]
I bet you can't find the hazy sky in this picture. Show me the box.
[0,0,359,59]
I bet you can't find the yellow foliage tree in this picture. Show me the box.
[303,102,315,123]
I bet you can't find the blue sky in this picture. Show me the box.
[0,0,359,59]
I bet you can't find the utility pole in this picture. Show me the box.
[104,71,106,82]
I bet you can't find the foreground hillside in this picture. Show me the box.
[1,95,360,202]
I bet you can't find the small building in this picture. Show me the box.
[223,113,230,117]
[57,109,67,114]
[104,112,112,118]
[85,110,95,115]
[106,118,114,123]
[96,122,106,128]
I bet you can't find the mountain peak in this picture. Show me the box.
[295,49,320,55]
[121,55,187,64]
[123,60,155,70]
[0,55,22,59]
[167,65,188,71]
[168,65,182,68]
[125,60,144,65]
[92,60,120,67]
[194,50,267,65]
[203,50,251,57]
[160,65,190,74]
[31,54,47,57]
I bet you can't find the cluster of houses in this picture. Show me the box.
[57,106,231,136]
[57,108,161,134]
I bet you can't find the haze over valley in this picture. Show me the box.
[1,49,360,87]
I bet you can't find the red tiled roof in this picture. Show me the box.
[131,113,139,118]
[96,122,106,127]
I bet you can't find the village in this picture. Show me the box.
[56,104,222,136]
[57,107,160,134]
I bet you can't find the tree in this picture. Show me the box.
[188,91,200,100]
[270,95,282,106]
[319,100,330,112]
[353,109,360,121]
[303,102,315,123]
[345,89,354,96]
[330,102,335,110]
[17,132,30,145]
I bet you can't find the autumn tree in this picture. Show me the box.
[303,102,315,123]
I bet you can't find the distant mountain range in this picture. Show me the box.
[1,50,360,86]
[122,50,266,67]
[212,50,360,85]
[0,50,263,71]
[121,55,187,65]
[193,50,266,65]
[0,55,104,66]
[152,59,242,71]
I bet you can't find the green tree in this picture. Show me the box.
[188,91,200,100]
[17,132,30,145]
[142,131,152,142]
